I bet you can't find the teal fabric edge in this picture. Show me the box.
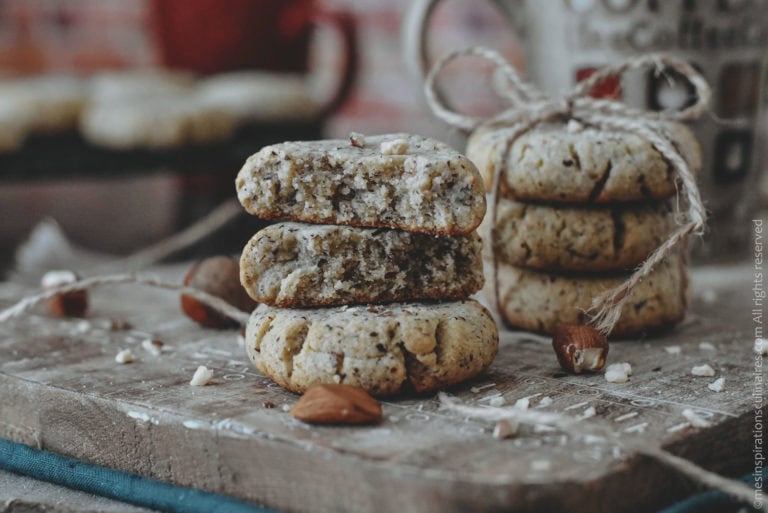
[659,469,763,513]
[0,438,280,513]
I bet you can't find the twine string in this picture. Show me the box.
[424,46,709,335]
[0,273,251,326]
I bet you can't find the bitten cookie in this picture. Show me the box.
[240,222,484,307]
[245,300,499,396]
[236,133,487,236]
[467,121,701,203]
[496,253,688,336]
[480,199,674,272]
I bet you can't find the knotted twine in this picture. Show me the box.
[424,46,710,335]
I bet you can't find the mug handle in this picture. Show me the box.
[313,7,358,119]
[402,0,517,85]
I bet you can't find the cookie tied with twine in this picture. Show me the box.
[424,46,710,335]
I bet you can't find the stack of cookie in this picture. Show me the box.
[468,121,701,336]
[236,133,499,396]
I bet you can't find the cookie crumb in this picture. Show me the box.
[578,406,597,420]
[115,348,134,364]
[707,377,725,392]
[281,404,291,412]
[492,419,518,439]
[263,401,276,409]
[691,364,715,377]
[514,397,530,410]
[681,409,712,428]
[190,365,213,386]
[76,320,91,333]
[379,138,409,155]
[699,342,716,351]
[605,363,632,383]
[664,345,681,355]
[349,132,365,147]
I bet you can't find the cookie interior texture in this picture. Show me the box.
[240,222,484,307]
[467,121,701,203]
[479,199,674,272]
[236,133,487,236]
[496,252,689,337]
[244,300,499,397]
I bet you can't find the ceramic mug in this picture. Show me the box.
[405,0,768,260]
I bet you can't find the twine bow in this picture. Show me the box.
[424,46,711,335]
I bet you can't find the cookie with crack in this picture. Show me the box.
[244,300,498,396]
[236,133,486,236]
[467,121,701,203]
[495,252,688,337]
[240,222,484,307]
[479,199,674,272]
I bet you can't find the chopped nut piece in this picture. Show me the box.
[493,419,518,439]
[42,270,88,318]
[707,377,725,392]
[691,364,715,377]
[290,384,382,425]
[263,401,276,409]
[141,339,163,356]
[349,132,366,147]
[605,363,632,383]
[190,365,213,386]
[115,349,134,364]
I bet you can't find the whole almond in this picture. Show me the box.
[552,324,609,374]
[290,384,382,425]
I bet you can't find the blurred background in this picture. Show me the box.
[0,0,766,272]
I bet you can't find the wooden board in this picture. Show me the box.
[0,263,759,513]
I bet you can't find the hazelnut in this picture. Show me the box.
[552,324,608,374]
[41,270,88,318]
[180,256,256,328]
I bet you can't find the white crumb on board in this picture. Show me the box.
[41,269,78,288]
[115,348,134,364]
[489,396,506,407]
[492,419,518,439]
[605,363,632,383]
[708,377,725,392]
[691,364,716,377]
[141,338,163,356]
[663,345,681,355]
[682,409,712,428]
[281,404,291,412]
[537,396,553,407]
[699,342,716,351]
[514,397,530,410]
[190,365,213,386]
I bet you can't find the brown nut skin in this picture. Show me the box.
[552,324,609,374]
[291,384,382,425]
[180,256,257,329]
[47,290,88,318]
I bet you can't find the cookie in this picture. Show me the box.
[480,199,674,272]
[236,133,487,236]
[496,253,688,336]
[466,121,701,203]
[197,71,318,123]
[245,300,499,396]
[0,98,30,152]
[0,75,86,133]
[240,222,484,307]
[80,94,236,150]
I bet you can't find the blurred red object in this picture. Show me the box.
[151,0,357,115]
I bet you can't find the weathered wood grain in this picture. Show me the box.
[0,263,760,513]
